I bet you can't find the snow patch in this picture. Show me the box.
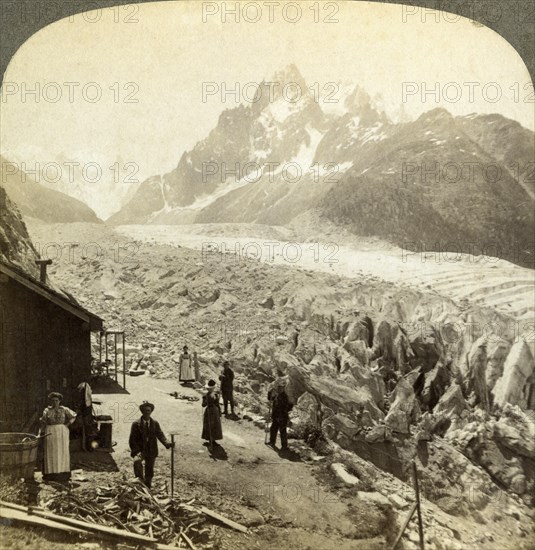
[360,124,387,145]
[291,126,324,171]
[266,97,300,123]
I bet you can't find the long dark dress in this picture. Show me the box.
[202,391,223,441]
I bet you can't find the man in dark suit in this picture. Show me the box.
[267,379,293,450]
[129,401,174,488]
[219,360,236,416]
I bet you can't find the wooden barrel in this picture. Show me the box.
[0,433,39,480]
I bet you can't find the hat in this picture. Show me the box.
[48,392,63,401]
[139,401,155,412]
[205,379,216,389]
[222,360,230,368]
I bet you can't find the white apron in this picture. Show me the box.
[44,424,71,474]
[179,354,194,381]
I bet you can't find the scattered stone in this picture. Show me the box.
[259,296,274,309]
[330,463,359,486]
[389,493,409,509]
[357,491,390,507]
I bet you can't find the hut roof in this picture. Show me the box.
[0,260,104,331]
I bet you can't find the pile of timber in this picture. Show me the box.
[0,478,249,547]
[43,479,214,546]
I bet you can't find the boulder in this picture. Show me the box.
[409,324,443,373]
[493,405,535,457]
[288,364,384,422]
[493,339,534,409]
[188,276,220,305]
[373,319,395,362]
[486,339,510,392]
[330,463,360,486]
[434,383,469,427]
[450,420,529,496]
[295,392,322,428]
[342,317,371,346]
[393,329,415,375]
[259,296,274,309]
[357,491,391,507]
[463,335,489,410]
[420,361,451,411]
[324,414,361,442]
[343,340,371,367]
[384,377,420,433]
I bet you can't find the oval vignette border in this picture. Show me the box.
[0,0,534,91]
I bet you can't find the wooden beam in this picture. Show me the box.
[0,503,178,549]
[391,502,417,550]
[0,505,90,535]
[199,506,249,533]
[0,501,158,545]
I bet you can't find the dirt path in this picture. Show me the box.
[92,373,388,550]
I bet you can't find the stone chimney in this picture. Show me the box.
[35,259,52,284]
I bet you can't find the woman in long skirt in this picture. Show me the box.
[39,392,76,482]
[202,380,223,449]
[179,345,195,385]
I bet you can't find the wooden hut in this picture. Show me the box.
[0,260,104,430]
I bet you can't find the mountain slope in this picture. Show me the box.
[0,156,102,224]
[320,108,534,266]
[107,66,534,268]
[456,113,535,199]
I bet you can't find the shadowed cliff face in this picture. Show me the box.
[0,155,102,224]
[0,186,39,278]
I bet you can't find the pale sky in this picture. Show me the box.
[1,0,533,185]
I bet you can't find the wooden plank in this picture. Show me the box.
[0,506,90,535]
[180,530,197,550]
[0,501,157,544]
[1,504,178,550]
[199,506,248,533]
[391,502,417,550]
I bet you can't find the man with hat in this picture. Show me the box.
[129,401,174,489]
[219,360,236,417]
[267,379,293,450]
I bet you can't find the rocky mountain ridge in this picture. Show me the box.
[0,186,40,278]
[108,66,534,268]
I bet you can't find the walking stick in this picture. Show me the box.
[412,461,425,550]
[170,434,175,500]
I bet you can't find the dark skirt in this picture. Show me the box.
[202,406,223,441]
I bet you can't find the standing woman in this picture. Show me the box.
[201,380,223,449]
[39,392,76,482]
[179,345,195,386]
